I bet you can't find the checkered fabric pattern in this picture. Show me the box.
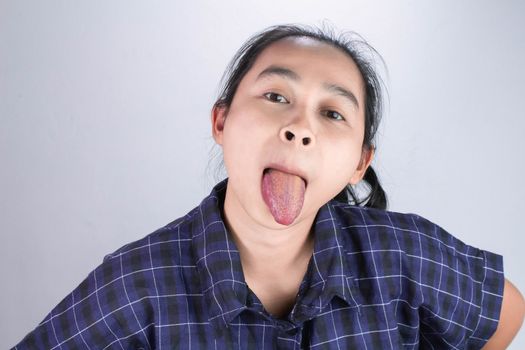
[12,179,504,349]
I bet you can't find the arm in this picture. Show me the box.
[482,279,525,349]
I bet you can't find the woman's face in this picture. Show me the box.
[212,37,373,228]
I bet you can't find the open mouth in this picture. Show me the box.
[263,167,307,188]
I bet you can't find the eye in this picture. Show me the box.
[263,92,289,104]
[324,110,345,121]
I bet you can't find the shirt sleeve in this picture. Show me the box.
[412,215,505,349]
[11,253,156,350]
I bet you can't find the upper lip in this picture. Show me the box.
[263,163,309,186]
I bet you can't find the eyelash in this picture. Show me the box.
[263,92,289,104]
[262,92,346,121]
[322,110,345,121]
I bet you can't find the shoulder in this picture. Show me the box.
[331,202,504,288]
[330,202,484,261]
[331,201,441,236]
[330,202,506,347]
[11,209,203,349]
[92,207,203,302]
[103,208,198,265]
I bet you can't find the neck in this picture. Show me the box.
[222,186,316,272]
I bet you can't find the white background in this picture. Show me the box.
[2,0,524,348]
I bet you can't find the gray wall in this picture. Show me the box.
[2,0,524,347]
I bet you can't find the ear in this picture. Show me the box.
[211,104,227,145]
[349,146,374,185]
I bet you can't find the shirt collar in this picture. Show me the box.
[191,179,362,333]
[191,179,248,335]
[290,199,363,324]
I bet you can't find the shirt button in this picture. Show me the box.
[286,327,299,336]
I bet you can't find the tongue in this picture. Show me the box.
[261,168,306,225]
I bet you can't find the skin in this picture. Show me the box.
[211,37,524,345]
[212,37,371,317]
[482,279,525,349]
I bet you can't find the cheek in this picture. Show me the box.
[222,124,245,165]
[223,99,276,146]
[223,112,257,148]
[221,112,266,170]
[326,138,364,173]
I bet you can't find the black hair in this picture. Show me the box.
[212,23,388,209]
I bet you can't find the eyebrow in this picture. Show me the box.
[255,65,359,109]
[256,65,301,82]
[322,83,359,109]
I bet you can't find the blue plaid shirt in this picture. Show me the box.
[13,179,504,349]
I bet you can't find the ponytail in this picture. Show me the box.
[334,166,387,210]
[361,166,387,209]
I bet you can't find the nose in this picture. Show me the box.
[279,124,315,147]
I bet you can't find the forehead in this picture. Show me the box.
[247,37,364,93]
